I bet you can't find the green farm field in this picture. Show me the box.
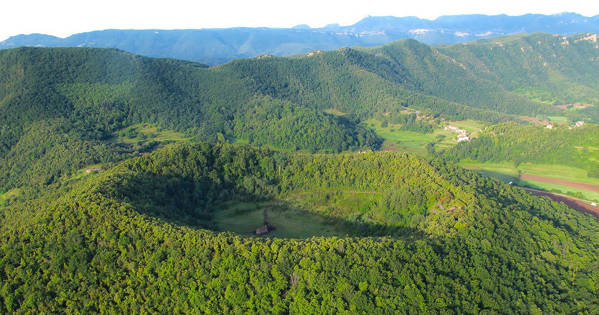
[460,161,599,201]
[518,179,599,202]
[366,119,486,155]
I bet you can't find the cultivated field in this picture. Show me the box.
[524,187,599,219]
[366,119,486,156]
[461,161,599,203]
[520,174,599,193]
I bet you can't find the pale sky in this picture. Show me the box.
[2,0,599,41]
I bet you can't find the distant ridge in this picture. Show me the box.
[2,13,599,65]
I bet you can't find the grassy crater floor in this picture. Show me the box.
[211,200,354,238]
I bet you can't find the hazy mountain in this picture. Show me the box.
[2,13,599,65]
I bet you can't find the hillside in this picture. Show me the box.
[3,33,599,192]
[2,36,599,312]
[439,33,599,106]
[440,122,599,205]
[1,143,597,312]
[2,13,599,65]
[443,123,599,175]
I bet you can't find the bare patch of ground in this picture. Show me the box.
[523,187,599,219]
[554,103,592,110]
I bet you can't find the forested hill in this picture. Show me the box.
[442,123,599,175]
[2,33,599,191]
[3,18,599,313]
[1,142,597,312]
[2,13,598,64]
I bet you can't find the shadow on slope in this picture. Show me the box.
[98,171,424,239]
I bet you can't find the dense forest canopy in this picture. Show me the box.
[1,33,599,312]
[1,143,598,313]
[2,33,599,191]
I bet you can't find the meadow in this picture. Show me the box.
[460,161,599,202]
[365,119,486,155]
[211,200,354,238]
[113,123,192,145]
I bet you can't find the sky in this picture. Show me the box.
[2,0,599,41]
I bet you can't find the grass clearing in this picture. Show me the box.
[212,189,403,238]
[65,163,105,181]
[0,188,20,207]
[112,123,191,145]
[548,116,568,124]
[286,190,383,219]
[450,120,486,136]
[366,119,487,155]
[459,161,520,183]
[323,108,347,116]
[212,200,354,238]
[517,163,599,186]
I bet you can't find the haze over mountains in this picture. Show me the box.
[2,13,599,65]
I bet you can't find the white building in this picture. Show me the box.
[457,134,470,142]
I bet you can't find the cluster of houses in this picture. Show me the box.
[547,120,585,130]
[444,125,470,142]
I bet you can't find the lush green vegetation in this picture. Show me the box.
[443,123,599,176]
[1,143,598,313]
[2,33,598,170]
[518,179,599,202]
[366,118,487,155]
[451,123,599,201]
[438,33,599,108]
[232,96,381,153]
[3,34,599,313]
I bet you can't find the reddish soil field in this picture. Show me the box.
[554,103,592,110]
[518,116,548,125]
[523,187,599,219]
[520,174,599,193]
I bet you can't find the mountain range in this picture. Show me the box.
[2,13,599,65]
[3,32,599,192]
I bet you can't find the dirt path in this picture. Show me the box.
[519,174,599,193]
[522,187,599,219]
